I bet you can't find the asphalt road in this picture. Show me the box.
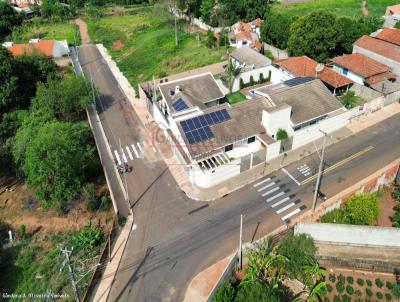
[78,44,400,302]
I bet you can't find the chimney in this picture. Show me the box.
[175,85,181,95]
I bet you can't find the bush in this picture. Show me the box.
[267,70,272,82]
[276,129,288,141]
[392,187,400,201]
[346,285,354,295]
[342,295,351,302]
[265,50,274,61]
[386,293,392,301]
[118,214,126,227]
[376,278,384,288]
[99,195,112,211]
[345,193,381,225]
[376,292,383,300]
[72,222,104,250]
[333,296,341,302]
[336,281,345,293]
[249,75,255,86]
[347,276,354,284]
[212,281,235,302]
[258,73,265,84]
[338,274,345,284]
[85,183,100,211]
[326,284,333,293]
[357,278,364,286]
[239,78,245,89]
[366,287,373,297]
[386,281,394,290]
[366,279,372,287]
[392,283,400,300]
[329,274,337,283]
[234,281,281,302]
[321,208,351,224]
[20,224,26,239]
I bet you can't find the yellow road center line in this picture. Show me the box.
[301,146,374,185]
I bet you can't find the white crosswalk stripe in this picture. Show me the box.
[114,150,122,165]
[266,191,285,202]
[126,146,133,160]
[276,202,296,214]
[261,187,279,197]
[281,208,302,221]
[257,182,275,192]
[136,142,144,157]
[253,178,271,187]
[271,197,290,208]
[131,144,139,158]
[120,149,128,163]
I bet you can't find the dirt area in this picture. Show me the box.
[325,267,398,302]
[113,40,124,50]
[362,0,369,16]
[378,187,398,227]
[0,176,113,237]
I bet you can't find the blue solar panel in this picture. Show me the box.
[172,98,189,111]
[180,109,230,144]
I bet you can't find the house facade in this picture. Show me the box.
[3,39,70,58]
[229,19,263,52]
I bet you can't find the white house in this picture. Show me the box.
[229,20,263,52]
[4,39,70,59]
[230,46,272,91]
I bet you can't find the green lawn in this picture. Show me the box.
[226,92,247,104]
[9,19,81,45]
[272,0,399,18]
[86,8,228,85]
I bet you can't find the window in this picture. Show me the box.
[343,68,348,76]
[225,144,233,152]
[247,136,256,144]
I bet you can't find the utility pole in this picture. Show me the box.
[312,131,327,212]
[60,248,80,302]
[238,214,243,270]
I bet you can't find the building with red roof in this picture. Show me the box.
[229,19,263,52]
[375,27,400,46]
[4,39,70,59]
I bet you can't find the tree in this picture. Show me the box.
[205,29,217,48]
[31,76,92,122]
[14,121,97,209]
[288,10,338,62]
[344,193,380,225]
[41,0,70,19]
[0,47,17,112]
[200,0,214,24]
[276,129,288,140]
[218,29,228,47]
[260,14,293,49]
[0,109,29,140]
[226,59,241,93]
[235,281,281,302]
[0,2,22,41]
[212,281,235,302]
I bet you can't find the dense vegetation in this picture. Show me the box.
[391,186,400,227]
[321,193,381,225]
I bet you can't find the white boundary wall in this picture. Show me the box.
[295,222,400,247]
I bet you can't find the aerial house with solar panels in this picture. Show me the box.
[139,73,348,188]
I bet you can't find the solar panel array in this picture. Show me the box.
[180,109,231,144]
[172,98,189,111]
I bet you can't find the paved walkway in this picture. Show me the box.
[75,18,91,44]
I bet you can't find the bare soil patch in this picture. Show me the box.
[378,187,398,227]
[113,39,124,51]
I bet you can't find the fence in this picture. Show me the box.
[263,43,288,60]
[82,217,119,302]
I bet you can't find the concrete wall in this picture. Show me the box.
[295,223,400,247]
[263,42,288,60]
[261,106,291,138]
[353,45,400,76]
[266,140,281,160]
[291,109,349,149]
[232,66,270,92]
[347,95,385,119]
[269,65,293,84]
[53,40,69,57]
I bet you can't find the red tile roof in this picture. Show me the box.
[354,35,400,63]
[250,18,263,27]
[364,71,396,85]
[8,40,55,57]
[331,53,391,78]
[376,28,400,46]
[275,56,352,88]
[386,4,400,15]
[249,40,262,51]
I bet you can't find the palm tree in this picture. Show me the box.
[226,59,241,94]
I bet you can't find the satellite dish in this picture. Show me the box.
[316,63,325,73]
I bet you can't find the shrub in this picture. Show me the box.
[276,129,288,141]
[357,278,364,286]
[338,274,345,284]
[267,70,272,82]
[118,214,126,227]
[392,283,400,300]
[333,296,341,302]
[20,224,26,239]
[366,288,373,297]
[336,281,345,293]
[239,78,245,89]
[99,195,112,211]
[258,73,265,84]
[376,292,383,299]
[265,50,274,61]
[212,281,235,302]
[72,222,104,250]
[386,281,394,290]
[235,281,281,302]
[345,193,381,225]
[321,208,351,224]
[376,278,384,288]
[391,186,400,201]
[329,274,337,283]
[324,297,329,302]
[346,285,354,295]
[326,284,333,293]
[249,75,255,86]
[385,293,392,301]
[342,294,351,302]
[347,276,354,284]
[366,279,372,287]
[85,183,100,211]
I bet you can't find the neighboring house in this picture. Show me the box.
[230,46,272,91]
[374,27,400,46]
[229,19,263,52]
[330,53,396,93]
[3,39,70,59]
[274,56,353,95]
[140,73,348,188]
[385,4,400,16]
[10,2,33,14]
[353,35,400,76]
[10,0,41,5]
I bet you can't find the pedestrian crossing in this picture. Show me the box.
[252,176,306,223]
[297,164,312,177]
[113,142,145,165]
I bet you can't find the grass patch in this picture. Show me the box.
[9,19,81,45]
[271,0,399,18]
[86,9,228,86]
[226,92,247,104]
